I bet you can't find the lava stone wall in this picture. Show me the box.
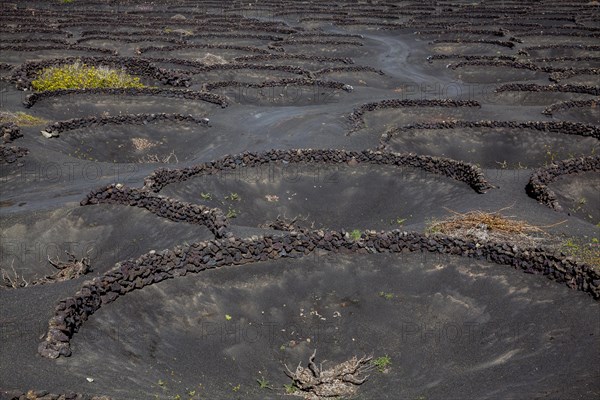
[38,229,600,359]
[0,44,116,56]
[24,87,228,109]
[0,390,111,400]
[203,78,353,92]
[348,99,482,132]
[233,53,354,65]
[144,58,310,76]
[141,149,494,194]
[81,185,228,238]
[382,120,600,144]
[80,149,491,238]
[1,122,22,143]
[138,43,271,55]
[314,66,385,76]
[543,98,599,116]
[526,155,600,210]
[42,113,211,136]
[431,38,516,48]
[496,83,600,96]
[0,123,28,165]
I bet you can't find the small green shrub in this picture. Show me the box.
[378,291,394,300]
[31,62,145,92]
[372,355,391,372]
[225,192,240,201]
[256,377,272,390]
[350,229,361,241]
[226,208,238,218]
[283,382,296,394]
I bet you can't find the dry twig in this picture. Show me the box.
[284,350,372,399]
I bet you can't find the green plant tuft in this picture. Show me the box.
[350,229,361,241]
[226,207,238,219]
[256,376,272,390]
[225,192,241,201]
[372,355,392,372]
[283,382,296,394]
[378,291,394,300]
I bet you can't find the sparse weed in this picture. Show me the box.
[350,229,361,241]
[226,208,238,218]
[256,376,272,390]
[283,382,296,394]
[560,237,600,268]
[225,192,241,201]
[378,291,394,300]
[372,355,392,372]
[0,111,48,127]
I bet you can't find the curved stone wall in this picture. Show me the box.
[270,39,364,47]
[24,87,228,109]
[495,83,600,96]
[0,389,110,400]
[138,43,271,55]
[526,155,600,210]
[314,66,385,76]
[41,113,211,136]
[427,54,517,62]
[543,98,600,116]
[381,120,600,147]
[203,78,353,92]
[348,99,481,132]
[430,38,516,48]
[140,148,494,194]
[80,185,228,238]
[0,44,116,56]
[37,229,600,359]
[233,53,354,65]
[143,58,310,76]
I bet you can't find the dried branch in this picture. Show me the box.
[284,350,372,399]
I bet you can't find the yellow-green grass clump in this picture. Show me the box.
[0,111,48,127]
[31,62,145,92]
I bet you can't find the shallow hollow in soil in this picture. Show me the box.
[356,107,485,133]
[141,48,267,63]
[159,163,481,231]
[22,252,599,399]
[386,127,599,169]
[211,84,351,107]
[30,94,222,120]
[0,204,213,280]
[488,91,596,107]
[550,104,600,125]
[0,49,114,64]
[550,171,600,224]
[39,120,216,164]
[449,67,546,84]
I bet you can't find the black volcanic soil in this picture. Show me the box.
[1,1,599,400]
